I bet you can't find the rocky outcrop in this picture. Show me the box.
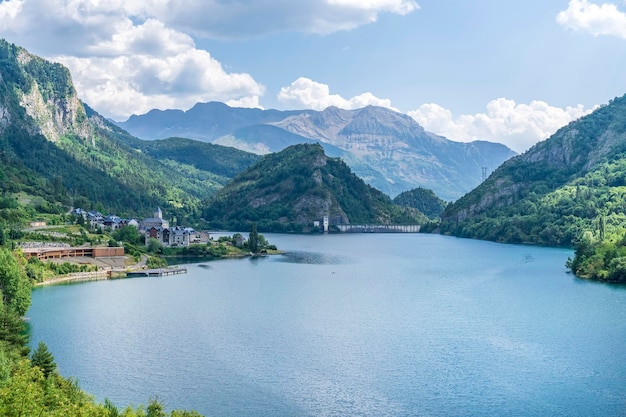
[9,46,93,144]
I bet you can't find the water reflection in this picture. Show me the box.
[275,251,348,265]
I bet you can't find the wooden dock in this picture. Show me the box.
[126,267,187,277]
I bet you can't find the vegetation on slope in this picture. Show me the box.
[440,93,626,248]
[0,39,255,224]
[566,222,626,283]
[203,143,427,231]
[393,187,448,219]
[122,136,260,182]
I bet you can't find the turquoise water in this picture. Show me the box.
[28,234,626,416]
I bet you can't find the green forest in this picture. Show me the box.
[202,143,427,231]
[393,187,448,219]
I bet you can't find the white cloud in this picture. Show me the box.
[152,0,420,38]
[0,0,23,23]
[0,2,266,120]
[277,77,397,111]
[557,0,626,39]
[408,98,594,153]
[56,45,264,120]
[226,96,263,109]
[52,18,265,120]
[0,0,419,119]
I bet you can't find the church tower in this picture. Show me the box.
[155,207,162,220]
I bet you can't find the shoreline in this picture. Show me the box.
[34,250,284,286]
[34,270,112,287]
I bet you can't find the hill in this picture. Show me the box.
[202,143,427,231]
[440,93,626,248]
[0,39,255,221]
[393,187,448,219]
[120,135,260,182]
[117,103,517,200]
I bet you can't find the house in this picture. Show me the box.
[103,214,122,230]
[233,234,246,248]
[126,219,140,228]
[146,225,194,247]
[191,230,210,244]
[70,208,87,218]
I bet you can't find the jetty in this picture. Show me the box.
[126,267,187,277]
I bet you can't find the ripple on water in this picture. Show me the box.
[274,251,348,265]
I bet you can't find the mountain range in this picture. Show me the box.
[0,39,430,228]
[117,102,517,201]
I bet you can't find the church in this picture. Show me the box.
[139,207,169,231]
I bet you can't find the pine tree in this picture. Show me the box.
[248,223,259,254]
[31,341,56,378]
[598,213,606,241]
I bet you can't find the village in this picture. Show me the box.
[19,207,260,285]
[68,206,211,248]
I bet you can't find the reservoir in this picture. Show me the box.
[27,233,626,416]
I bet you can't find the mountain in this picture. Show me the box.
[119,101,304,141]
[0,39,255,220]
[117,103,517,201]
[202,143,427,231]
[440,93,626,246]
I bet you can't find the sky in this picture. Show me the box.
[1,0,625,152]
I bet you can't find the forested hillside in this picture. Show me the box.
[121,136,260,180]
[0,40,254,222]
[393,187,448,219]
[203,143,427,231]
[441,94,626,249]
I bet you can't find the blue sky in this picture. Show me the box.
[1,0,625,152]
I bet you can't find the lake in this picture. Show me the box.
[27,233,626,416]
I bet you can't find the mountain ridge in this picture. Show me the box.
[440,93,626,246]
[117,103,517,200]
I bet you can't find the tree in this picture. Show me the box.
[0,304,29,355]
[112,225,143,245]
[0,248,31,316]
[147,238,162,254]
[248,223,259,254]
[104,398,120,417]
[31,341,56,378]
[147,397,167,417]
[598,213,606,241]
